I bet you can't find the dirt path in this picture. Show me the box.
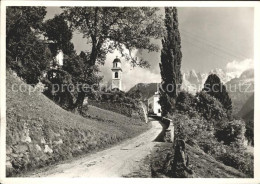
[30,120,162,177]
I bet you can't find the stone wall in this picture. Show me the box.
[6,117,122,176]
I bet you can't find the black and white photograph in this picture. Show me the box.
[0,1,259,183]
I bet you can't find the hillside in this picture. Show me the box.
[127,83,159,101]
[238,94,254,120]
[150,143,246,178]
[6,70,149,176]
[128,69,254,115]
[226,69,254,114]
[238,94,254,145]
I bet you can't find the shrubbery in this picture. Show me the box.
[217,147,253,177]
[174,89,253,177]
[215,120,246,145]
[175,91,196,116]
[88,90,146,121]
[176,91,227,122]
[195,91,227,122]
[172,112,253,177]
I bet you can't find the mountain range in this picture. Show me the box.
[226,68,254,114]
[128,68,254,116]
[181,68,241,94]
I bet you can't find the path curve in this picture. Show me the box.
[30,120,162,177]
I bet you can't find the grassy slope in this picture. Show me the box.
[6,71,149,176]
[150,143,247,178]
[7,72,148,137]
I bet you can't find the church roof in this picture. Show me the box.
[113,57,121,63]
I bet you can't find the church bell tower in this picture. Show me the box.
[111,56,122,91]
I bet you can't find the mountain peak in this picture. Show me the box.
[239,68,254,79]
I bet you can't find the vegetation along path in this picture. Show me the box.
[29,120,162,177]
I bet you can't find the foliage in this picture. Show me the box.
[62,52,102,86]
[173,89,250,176]
[43,15,75,56]
[171,113,253,177]
[62,7,164,67]
[126,88,143,100]
[60,7,165,111]
[203,74,232,113]
[195,91,227,122]
[175,91,197,117]
[150,142,247,178]
[176,91,227,122]
[42,69,76,110]
[159,7,182,116]
[217,144,253,177]
[42,52,103,112]
[88,90,145,121]
[215,120,246,145]
[245,120,254,145]
[6,7,51,84]
[172,114,208,141]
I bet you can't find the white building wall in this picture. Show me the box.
[147,94,161,116]
[153,95,161,116]
[55,50,63,66]
[112,70,122,90]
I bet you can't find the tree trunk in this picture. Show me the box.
[73,90,85,114]
[73,8,104,113]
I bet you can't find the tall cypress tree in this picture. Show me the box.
[159,7,182,116]
[203,74,233,113]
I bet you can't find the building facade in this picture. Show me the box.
[111,57,122,90]
[147,92,161,116]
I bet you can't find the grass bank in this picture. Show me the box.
[6,70,149,177]
[150,143,247,178]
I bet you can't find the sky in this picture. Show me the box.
[45,7,254,91]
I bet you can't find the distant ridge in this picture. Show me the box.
[127,83,159,101]
[238,94,254,120]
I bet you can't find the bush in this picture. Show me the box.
[176,91,228,122]
[171,114,209,143]
[176,91,196,114]
[195,91,227,122]
[171,113,253,177]
[88,91,146,122]
[217,145,253,177]
[215,120,246,145]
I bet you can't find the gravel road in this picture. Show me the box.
[30,120,162,177]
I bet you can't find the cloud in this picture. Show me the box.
[121,62,161,91]
[99,49,161,91]
[225,59,254,77]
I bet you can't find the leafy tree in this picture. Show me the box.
[176,91,227,122]
[203,74,232,114]
[43,15,74,56]
[42,68,75,109]
[6,7,51,84]
[127,88,142,100]
[245,120,254,146]
[195,91,227,122]
[61,7,164,111]
[43,52,102,111]
[63,52,102,86]
[41,15,78,110]
[176,91,196,114]
[159,7,182,116]
[215,120,246,145]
